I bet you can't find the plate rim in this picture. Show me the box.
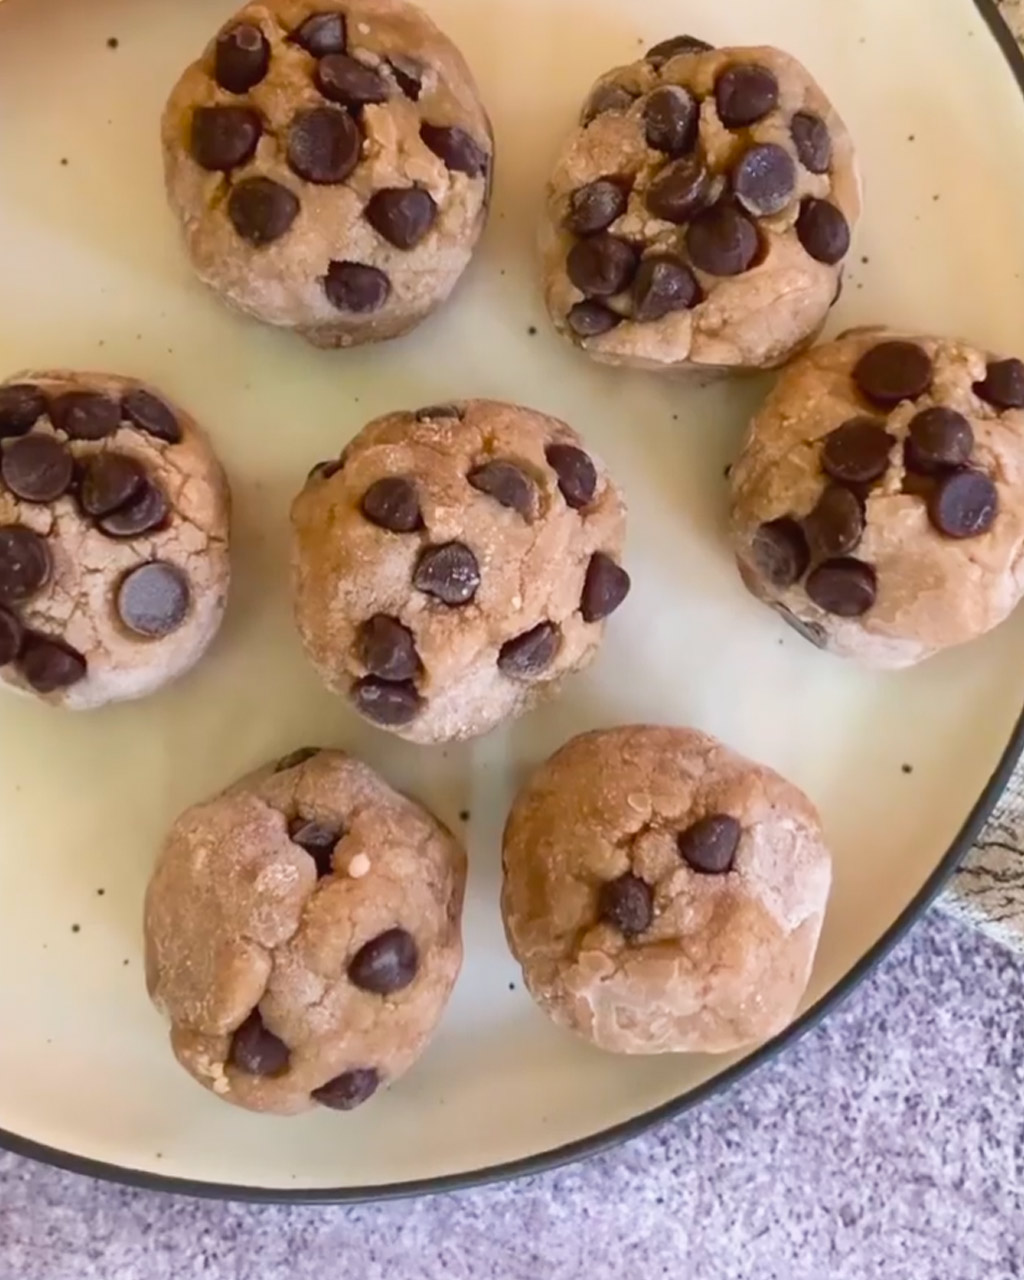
[1,0,1021,1206]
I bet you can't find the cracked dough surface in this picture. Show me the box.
[0,370,229,709]
[162,0,493,347]
[501,727,832,1055]
[144,747,466,1115]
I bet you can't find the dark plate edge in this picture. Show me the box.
[1,0,1022,1206]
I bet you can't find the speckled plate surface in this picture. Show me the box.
[0,0,1023,1202]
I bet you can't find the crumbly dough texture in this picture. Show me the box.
[542,41,860,373]
[0,371,230,709]
[291,400,629,744]
[501,727,832,1055]
[731,329,1024,667]
[163,0,493,347]
[144,748,467,1115]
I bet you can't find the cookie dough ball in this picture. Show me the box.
[162,0,493,348]
[731,330,1024,667]
[144,747,466,1114]
[291,400,630,744]
[0,371,230,709]
[502,726,832,1055]
[541,34,860,373]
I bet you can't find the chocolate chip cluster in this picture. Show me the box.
[0,382,192,693]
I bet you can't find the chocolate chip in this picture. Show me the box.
[96,479,168,538]
[358,614,420,680]
[275,747,320,773]
[677,814,741,874]
[122,390,182,444]
[79,452,145,516]
[117,562,190,638]
[795,198,850,265]
[686,202,760,276]
[2,435,73,503]
[853,341,933,408]
[752,518,810,587]
[289,819,340,878]
[50,391,120,441]
[546,443,597,509]
[566,179,629,236]
[365,187,437,249]
[805,558,876,616]
[0,607,23,665]
[732,143,796,217]
[715,64,779,128]
[214,23,269,94]
[802,485,864,560]
[791,111,832,174]
[598,872,652,938]
[821,418,894,485]
[352,676,422,725]
[583,83,638,123]
[317,54,390,107]
[421,123,488,177]
[468,460,537,519]
[229,1010,289,1076]
[633,254,701,321]
[974,358,1024,410]
[905,407,974,474]
[19,633,86,691]
[323,260,390,313]
[646,34,713,62]
[645,154,712,224]
[644,87,699,156]
[287,108,361,184]
[581,552,630,622]
[360,477,421,532]
[413,543,480,605]
[389,54,423,100]
[313,1067,380,1111]
[567,301,621,338]
[348,928,418,994]
[928,469,998,539]
[0,526,50,603]
[290,12,346,56]
[566,234,638,298]
[0,385,46,438]
[498,622,559,678]
[190,106,262,172]
[228,178,300,247]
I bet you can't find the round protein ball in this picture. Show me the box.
[162,0,493,348]
[291,400,630,744]
[0,370,230,709]
[144,747,466,1115]
[731,329,1024,667]
[502,726,832,1055]
[541,34,860,373]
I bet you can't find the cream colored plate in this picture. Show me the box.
[0,0,1022,1200]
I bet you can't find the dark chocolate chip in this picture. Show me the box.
[805,558,876,616]
[821,418,894,484]
[732,143,797,217]
[0,526,50,603]
[974,358,1024,410]
[229,1010,290,1076]
[214,23,269,94]
[389,54,423,100]
[581,552,630,622]
[287,107,361,184]
[633,254,701,321]
[50,391,120,441]
[567,301,621,338]
[228,177,300,247]
[905,407,974,474]
[324,260,391,313]
[645,154,712,224]
[96,480,168,538]
[117,562,190,638]
[583,83,638,123]
[646,34,714,62]
[79,452,145,517]
[685,202,760,276]
[317,54,390,107]
[0,384,46,438]
[546,443,596,509]
[357,614,420,681]
[598,872,653,938]
[566,233,638,297]
[275,747,320,773]
[791,111,832,174]
[122,390,182,444]
[644,87,699,156]
[795,198,850,265]
[468,461,537,519]
[566,179,629,236]
[853,341,933,408]
[313,1067,380,1111]
[189,106,262,172]
[0,607,23,665]
[413,543,480,605]
[752,518,810,588]
[677,814,741,874]
[289,819,340,878]
[360,477,421,532]
[352,676,422,725]
[19,633,86,691]
[498,622,559,678]
[348,928,418,994]
[365,187,437,249]
[802,485,864,560]
[715,64,779,128]
[421,123,488,177]
[928,469,998,539]
[415,404,463,421]
[2,435,73,503]
[290,12,346,56]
